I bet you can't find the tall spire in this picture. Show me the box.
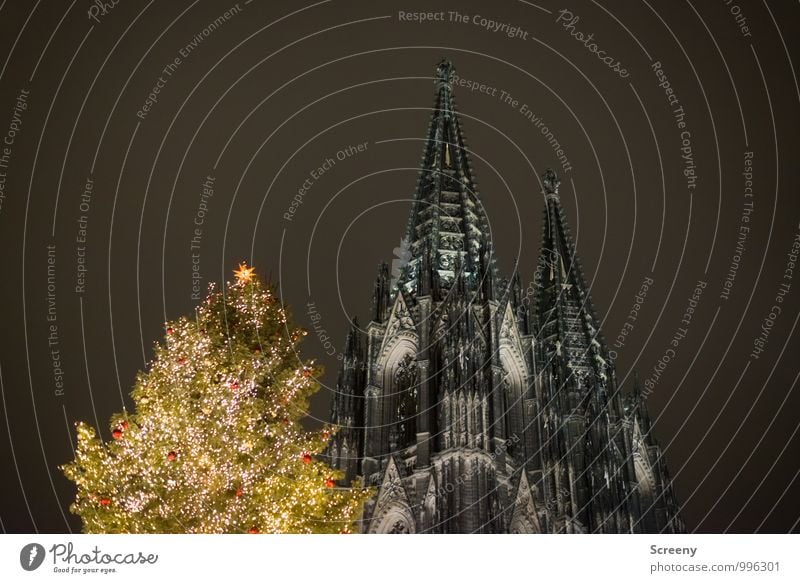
[329,65,684,533]
[398,59,489,298]
[533,169,609,385]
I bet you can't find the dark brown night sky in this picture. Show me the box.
[0,0,798,534]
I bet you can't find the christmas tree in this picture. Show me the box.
[62,264,369,533]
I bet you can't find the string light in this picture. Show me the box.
[62,266,370,533]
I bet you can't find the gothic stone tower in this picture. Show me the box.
[328,60,684,534]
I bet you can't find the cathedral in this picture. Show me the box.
[327,60,685,534]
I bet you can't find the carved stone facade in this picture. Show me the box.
[327,60,685,533]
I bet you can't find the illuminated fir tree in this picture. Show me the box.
[62,264,369,533]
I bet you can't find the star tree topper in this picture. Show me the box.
[234,262,256,285]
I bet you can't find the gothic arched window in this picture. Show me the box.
[442,392,452,449]
[500,353,526,457]
[392,354,418,450]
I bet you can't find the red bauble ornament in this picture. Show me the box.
[235,488,243,497]
[247,527,259,534]
[166,327,173,335]
[111,429,122,440]
[321,431,329,441]
[167,451,177,462]
[229,381,238,391]
[302,453,311,464]
[121,421,129,430]
[302,369,312,378]
[99,498,110,506]
[324,477,335,488]
[177,357,186,364]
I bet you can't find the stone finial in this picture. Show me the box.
[543,168,560,196]
[435,58,455,89]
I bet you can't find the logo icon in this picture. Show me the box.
[19,543,46,571]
